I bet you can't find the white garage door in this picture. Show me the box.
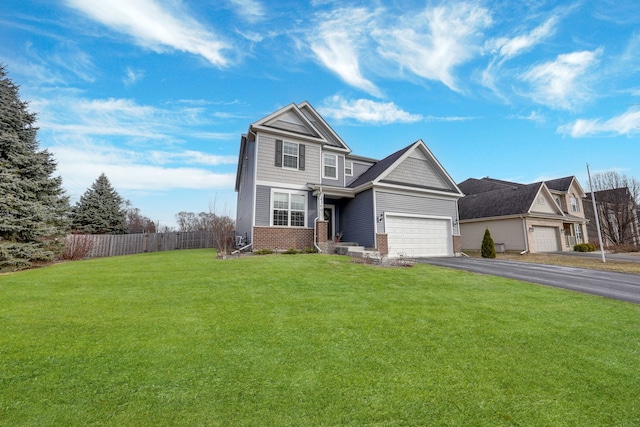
[532,226,560,252]
[386,215,452,258]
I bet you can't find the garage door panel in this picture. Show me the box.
[386,215,452,258]
[532,226,560,252]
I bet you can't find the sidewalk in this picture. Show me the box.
[553,251,640,263]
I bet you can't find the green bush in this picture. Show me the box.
[574,243,597,252]
[282,248,298,254]
[253,249,274,255]
[481,228,496,259]
[301,247,317,253]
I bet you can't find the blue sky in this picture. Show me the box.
[2,0,639,229]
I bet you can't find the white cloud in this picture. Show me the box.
[123,67,144,86]
[522,49,601,110]
[374,3,492,92]
[51,144,235,196]
[558,108,640,137]
[308,8,381,97]
[490,15,558,59]
[318,96,422,124]
[65,0,231,66]
[149,150,237,166]
[227,0,265,23]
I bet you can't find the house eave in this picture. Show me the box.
[251,124,327,144]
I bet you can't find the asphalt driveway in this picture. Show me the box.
[416,257,640,304]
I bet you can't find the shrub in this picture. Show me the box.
[59,235,95,260]
[481,228,496,259]
[282,248,298,255]
[574,243,597,252]
[301,247,317,254]
[253,249,274,255]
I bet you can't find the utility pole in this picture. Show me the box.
[587,163,606,263]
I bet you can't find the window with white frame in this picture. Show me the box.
[570,194,580,212]
[345,160,353,176]
[574,223,583,242]
[272,191,306,227]
[323,153,337,179]
[283,141,299,169]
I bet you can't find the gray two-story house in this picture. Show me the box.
[234,101,463,258]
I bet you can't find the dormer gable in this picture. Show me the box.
[529,184,565,215]
[251,103,326,144]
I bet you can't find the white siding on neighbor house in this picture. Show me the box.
[460,219,526,252]
[375,191,459,235]
[383,154,452,191]
[256,134,321,185]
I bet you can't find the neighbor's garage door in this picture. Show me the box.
[386,215,452,258]
[532,226,560,252]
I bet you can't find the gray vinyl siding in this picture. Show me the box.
[255,185,316,228]
[341,189,375,247]
[346,160,374,186]
[256,134,321,184]
[235,140,255,242]
[383,156,453,190]
[375,191,459,234]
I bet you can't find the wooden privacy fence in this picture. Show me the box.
[65,231,233,258]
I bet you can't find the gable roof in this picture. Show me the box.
[458,182,543,219]
[249,101,351,151]
[347,144,413,188]
[347,140,462,196]
[457,177,522,195]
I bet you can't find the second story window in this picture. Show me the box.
[323,153,337,179]
[570,194,580,212]
[283,142,299,168]
[345,161,353,176]
[275,139,305,170]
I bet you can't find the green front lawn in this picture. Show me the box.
[1,250,639,426]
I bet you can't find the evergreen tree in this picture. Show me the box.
[71,173,128,234]
[481,228,496,258]
[0,65,70,271]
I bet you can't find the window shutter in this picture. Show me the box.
[299,144,305,170]
[275,139,283,167]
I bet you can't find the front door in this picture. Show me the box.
[324,204,335,241]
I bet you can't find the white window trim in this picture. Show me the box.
[570,194,580,212]
[323,153,338,180]
[270,188,308,228]
[282,141,299,170]
[345,160,353,176]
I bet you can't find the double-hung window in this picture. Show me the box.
[272,191,306,227]
[345,161,353,176]
[283,142,299,169]
[323,153,337,179]
[275,140,305,170]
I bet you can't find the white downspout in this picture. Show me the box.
[313,185,323,253]
[520,216,529,254]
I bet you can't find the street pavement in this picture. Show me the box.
[416,256,640,304]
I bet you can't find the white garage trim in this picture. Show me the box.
[384,212,453,258]
[531,226,560,252]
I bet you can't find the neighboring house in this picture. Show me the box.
[457,176,589,253]
[584,188,640,249]
[234,101,464,258]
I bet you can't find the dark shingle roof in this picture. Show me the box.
[544,176,574,192]
[457,177,522,195]
[458,182,542,220]
[348,143,414,188]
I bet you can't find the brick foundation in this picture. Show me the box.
[253,226,314,251]
[453,235,462,255]
[316,220,328,243]
[376,233,388,255]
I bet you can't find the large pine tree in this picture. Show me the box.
[71,173,128,234]
[0,65,70,270]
